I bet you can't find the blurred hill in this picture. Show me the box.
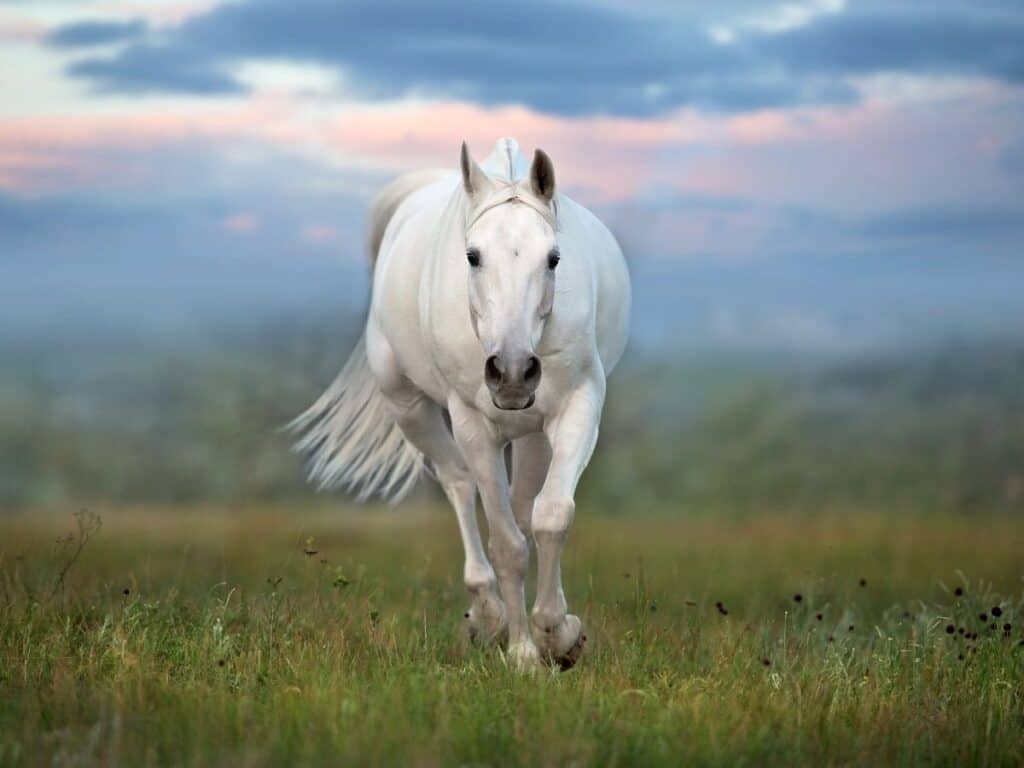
[2,316,1022,516]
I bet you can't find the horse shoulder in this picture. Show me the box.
[553,198,631,376]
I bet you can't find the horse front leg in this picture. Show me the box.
[531,378,604,669]
[382,386,505,645]
[449,398,538,671]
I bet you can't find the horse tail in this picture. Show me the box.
[366,168,450,263]
[289,336,424,502]
[291,169,448,502]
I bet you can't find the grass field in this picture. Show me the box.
[2,504,1023,766]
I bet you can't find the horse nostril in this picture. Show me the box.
[523,355,541,384]
[485,354,503,385]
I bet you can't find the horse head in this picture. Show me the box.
[460,141,559,411]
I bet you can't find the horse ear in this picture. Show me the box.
[460,141,492,199]
[529,148,556,203]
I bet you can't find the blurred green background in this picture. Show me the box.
[4,313,1022,518]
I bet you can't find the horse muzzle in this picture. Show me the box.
[485,352,540,410]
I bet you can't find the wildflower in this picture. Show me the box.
[991,606,1003,618]
[716,601,729,616]
[859,578,867,587]
[1003,622,1012,632]
[217,659,225,668]
[122,587,130,596]
[816,613,823,621]
[762,658,771,667]
[979,613,988,622]
[827,635,835,643]
[990,622,997,630]
[945,624,955,634]
[954,587,964,597]
[793,593,803,603]
[957,627,965,635]
[848,625,855,632]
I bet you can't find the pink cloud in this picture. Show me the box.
[1,82,1019,213]
[318,102,712,202]
[0,17,47,43]
[302,224,340,244]
[222,212,260,234]
[96,1,219,26]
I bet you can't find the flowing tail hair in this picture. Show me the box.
[289,336,424,501]
[289,168,449,502]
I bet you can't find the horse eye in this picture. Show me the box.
[466,248,481,268]
[547,249,560,270]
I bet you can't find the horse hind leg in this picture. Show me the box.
[510,433,552,540]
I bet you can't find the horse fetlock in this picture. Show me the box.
[531,602,567,633]
[464,564,497,593]
[465,588,507,646]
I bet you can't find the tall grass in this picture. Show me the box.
[2,506,1022,766]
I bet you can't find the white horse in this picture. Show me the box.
[294,138,630,670]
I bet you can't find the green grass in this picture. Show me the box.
[1,505,1023,766]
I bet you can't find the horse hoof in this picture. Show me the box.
[556,629,587,671]
[533,614,586,670]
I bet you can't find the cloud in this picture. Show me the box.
[711,0,845,43]
[51,1,1024,116]
[761,12,1024,82]
[47,19,148,48]
[855,204,1024,240]
[222,212,260,234]
[69,42,242,94]
[49,0,844,114]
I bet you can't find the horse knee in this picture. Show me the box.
[532,495,575,541]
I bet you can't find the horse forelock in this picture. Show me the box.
[464,180,559,235]
[460,137,558,237]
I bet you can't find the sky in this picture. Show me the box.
[1,0,1023,352]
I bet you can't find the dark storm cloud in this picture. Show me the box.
[68,43,242,95]
[53,1,1024,114]
[47,0,845,114]
[855,205,1024,240]
[760,13,1024,82]
[47,18,147,48]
